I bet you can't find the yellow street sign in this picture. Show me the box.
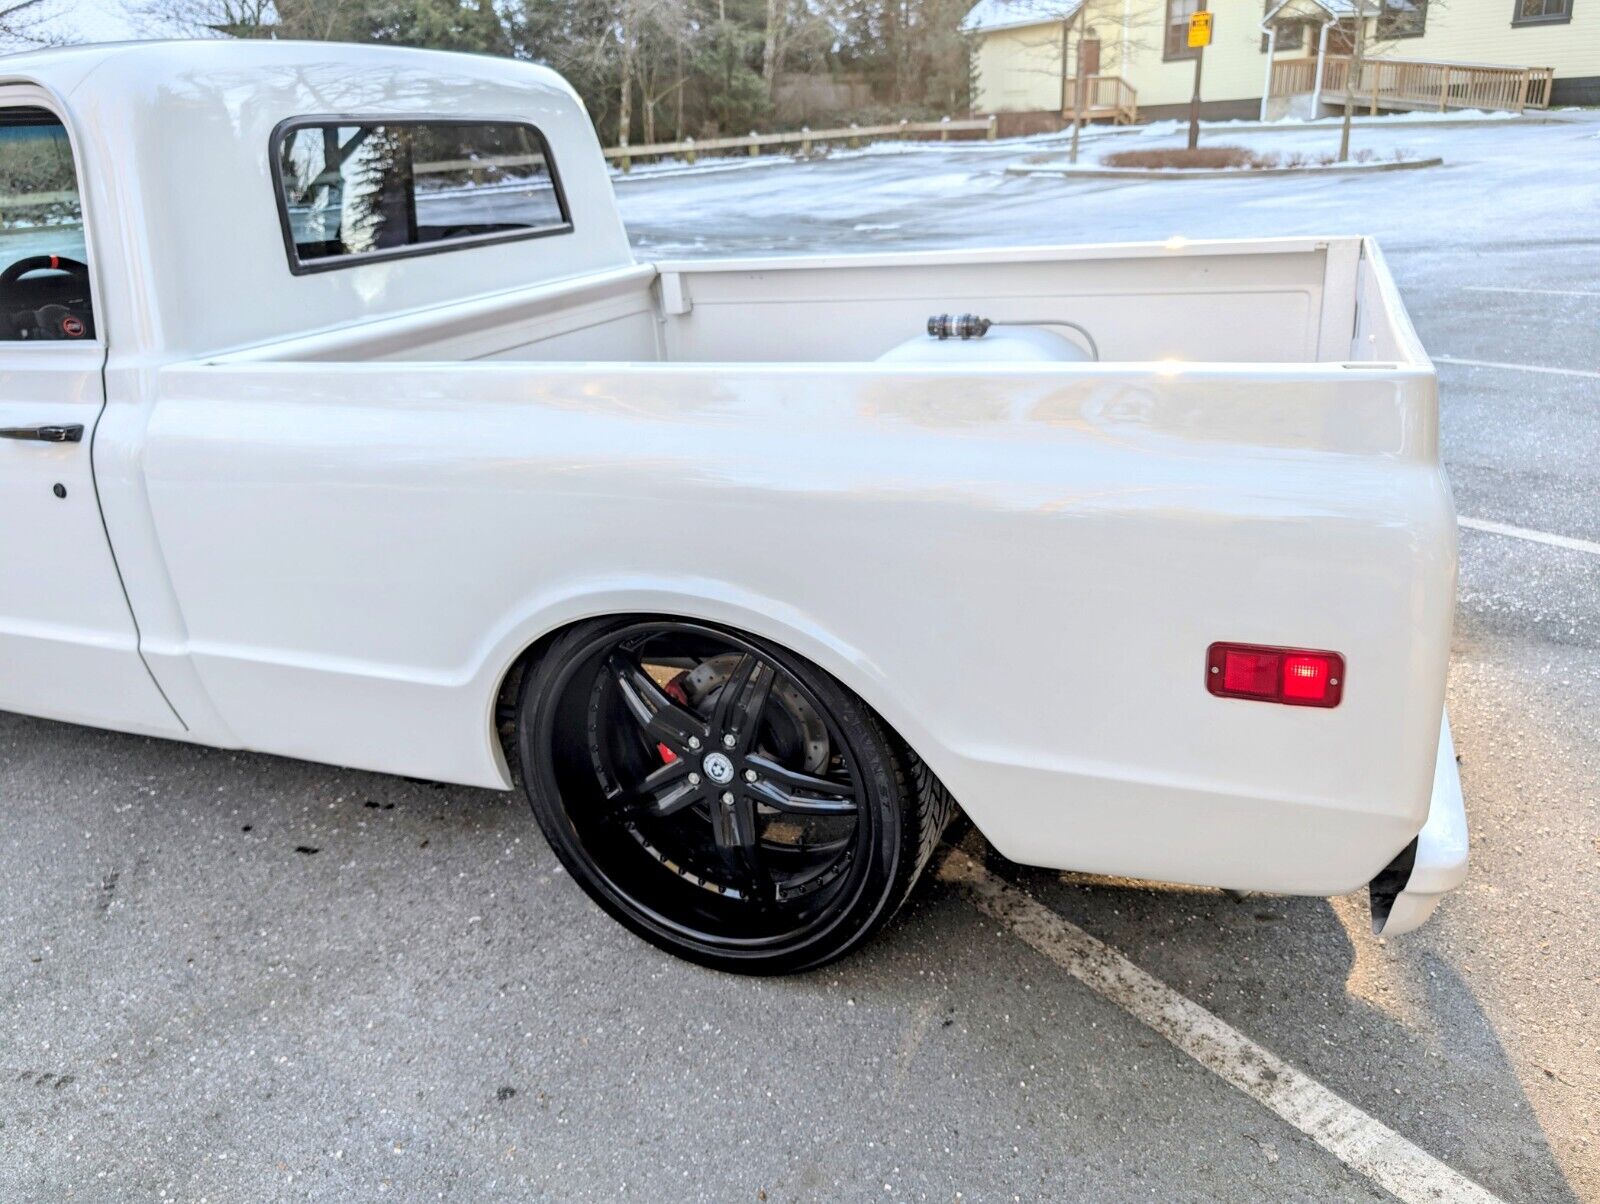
[1187,10,1212,47]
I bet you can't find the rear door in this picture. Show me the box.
[0,97,180,734]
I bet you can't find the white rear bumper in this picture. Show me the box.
[1372,712,1469,935]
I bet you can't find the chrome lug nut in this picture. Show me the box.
[722,733,737,748]
[744,769,758,782]
[688,736,702,750]
[687,772,701,785]
[720,791,735,806]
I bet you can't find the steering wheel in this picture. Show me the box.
[0,254,93,340]
[0,253,89,290]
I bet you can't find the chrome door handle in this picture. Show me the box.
[0,424,84,443]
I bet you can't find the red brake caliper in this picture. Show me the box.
[657,674,692,763]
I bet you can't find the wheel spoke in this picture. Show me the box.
[708,791,768,898]
[713,655,776,751]
[745,754,858,816]
[639,759,702,818]
[609,654,709,753]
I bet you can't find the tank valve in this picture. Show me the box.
[923,313,1100,360]
[927,313,992,340]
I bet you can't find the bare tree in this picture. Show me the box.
[1336,10,1363,161]
[0,0,76,47]
[762,0,784,97]
[618,0,636,147]
[635,0,692,145]
[1330,0,1427,162]
[129,0,274,37]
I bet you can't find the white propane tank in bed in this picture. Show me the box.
[876,324,1092,364]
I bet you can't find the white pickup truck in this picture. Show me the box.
[0,40,1466,973]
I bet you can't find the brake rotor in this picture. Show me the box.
[679,653,830,774]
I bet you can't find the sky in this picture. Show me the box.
[10,0,186,49]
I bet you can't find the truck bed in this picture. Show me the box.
[217,236,1424,370]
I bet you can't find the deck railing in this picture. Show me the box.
[1269,57,1320,99]
[1063,75,1139,124]
[1274,55,1554,114]
[604,116,997,171]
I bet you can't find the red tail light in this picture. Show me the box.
[1207,643,1344,708]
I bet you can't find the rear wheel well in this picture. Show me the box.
[493,625,571,783]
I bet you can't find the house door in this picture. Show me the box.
[0,95,181,735]
[1078,36,1101,78]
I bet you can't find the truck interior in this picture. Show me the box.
[0,107,95,342]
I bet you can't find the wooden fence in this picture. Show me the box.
[605,116,998,171]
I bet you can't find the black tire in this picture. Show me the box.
[516,616,952,974]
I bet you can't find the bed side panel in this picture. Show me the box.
[137,359,1453,895]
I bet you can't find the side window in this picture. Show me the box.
[273,119,571,273]
[0,108,94,341]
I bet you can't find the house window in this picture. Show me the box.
[1378,0,1428,37]
[1512,0,1572,23]
[1166,0,1203,60]
[1261,3,1307,52]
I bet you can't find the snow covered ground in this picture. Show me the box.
[618,112,1598,259]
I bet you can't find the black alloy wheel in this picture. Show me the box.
[517,617,952,974]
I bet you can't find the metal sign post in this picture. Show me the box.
[1187,8,1211,151]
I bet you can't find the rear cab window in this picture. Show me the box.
[272,119,572,274]
[0,107,94,341]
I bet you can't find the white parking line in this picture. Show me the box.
[1434,355,1600,380]
[1459,516,1600,558]
[938,848,1504,1204]
[1461,285,1600,299]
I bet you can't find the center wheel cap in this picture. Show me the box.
[702,751,735,785]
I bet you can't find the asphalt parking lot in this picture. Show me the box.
[4,113,1597,1202]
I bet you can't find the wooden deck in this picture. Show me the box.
[1062,76,1139,125]
[1270,55,1554,115]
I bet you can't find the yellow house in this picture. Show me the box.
[964,0,1599,128]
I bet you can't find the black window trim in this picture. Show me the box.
[1261,10,1308,53]
[1510,0,1573,24]
[1377,0,1429,39]
[269,114,575,277]
[1164,0,1203,62]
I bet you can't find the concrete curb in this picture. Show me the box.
[1007,156,1444,180]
